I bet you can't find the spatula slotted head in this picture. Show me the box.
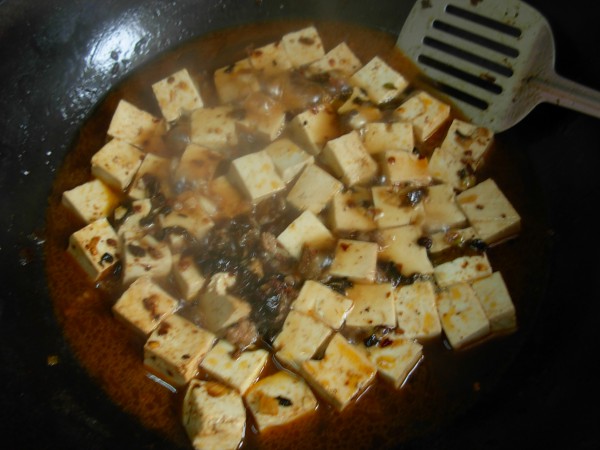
[397,0,553,132]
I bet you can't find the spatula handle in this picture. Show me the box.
[532,72,600,120]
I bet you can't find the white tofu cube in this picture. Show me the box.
[287,106,339,155]
[190,106,239,151]
[395,91,450,142]
[456,178,521,245]
[62,178,120,224]
[379,150,431,186]
[273,310,333,371]
[245,371,318,432]
[214,58,261,104]
[281,26,326,68]
[248,41,293,75]
[378,225,434,276]
[172,254,206,301]
[428,145,471,191]
[182,380,246,450]
[422,183,467,233]
[91,139,145,192]
[286,164,343,214]
[329,190,377,232]
[276,210,335,259]
[114,198,153,237]
[107,99,166,150]
[264,138,314,183]
[440,119,494,170]
[428,227,479,255]
[337,86,370,115]
[349,56,409,104]
[207,175,251,219]
[436,282,490,349]
[362,122,414,155]
[471,272,517,333]
[127,153,172,200]
[371,185,425,229]
[307,42,362,76]
[144,314,216,387]
[175,144,223,188]
[301,333,376,411]
[198,291,251,334]
[67,217,120,280]
[237,92,287,142]
[121,231,173,285]
[292,280,354,330]
[395,280,442,340]
[228,150,285,203]
[433,254,493,287]
[329,239,378,283]
[363,332,423,388]
[200,339,269,394]
[345,283,396,328]
[159,191,215,240]
[152,68,204,122]
[112,276,179,336]
[321,131,378,186]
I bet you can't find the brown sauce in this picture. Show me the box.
[44,19,550,450]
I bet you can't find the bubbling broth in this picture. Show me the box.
[44,19,548,450]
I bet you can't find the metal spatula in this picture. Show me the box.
[397,0,600,132]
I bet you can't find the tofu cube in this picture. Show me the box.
[292,280,354,330]
[107,99,166,150]
[182,380,246,450]
[276,210,335,259]
[428,227,479,255]
[371,185,425,229]
[144,314,216,387]
[379,150,431,186]
[337,86,370,115]
[427,145,467,191]
[440,119,494,170]
[121,231,173,285]
[436,282,490,349]
[172,254,206,301]
[345,283,396,328]
[395,280,442,339]
[245,371,318,432]
[264,138,314,183]
[329,190,377,232]
[286,164,343,214]
[433,254,493,287]
[363,332,423,388]
[214,58,260,104]
[198,290,251,334]
[273,310,333,371]
[228,150,285,203]
[91,139,145,192]
[127,153,172,200]
[152,68,204,122]
[62,178,120,224]
[248,41,293,75]
[190,106,239,151]
[321,131,378,186]
[395,91,450,142]
[307,42,362,76]
[67,217,120,280]
[237,92,287,142]
[112,276,179,336]
[175,144,223,188]
[281,26,326,68]
[378,225,434,276]
[114,198,153,237]
[159,191,215,240]
[329,239,378,283]
[362,122,414,155]
[350,56,409,104]
[287,106,340,155]
[471,272,517,332]
[301,333,376,411]
[201,339,269,394]
[456,178,521,245]
[207,175,251,219]
[422,183,467,233]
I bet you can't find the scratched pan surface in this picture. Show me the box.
[1,1,599,449]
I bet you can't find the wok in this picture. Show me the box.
[1,0,599,448]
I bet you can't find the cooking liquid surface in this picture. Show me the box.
[44,19,550,450]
